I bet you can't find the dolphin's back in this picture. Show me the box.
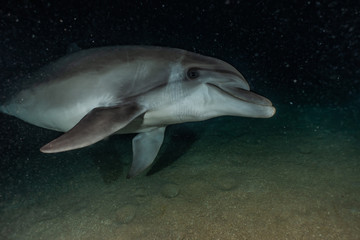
[38,46,162,81]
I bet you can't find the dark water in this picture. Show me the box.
[0,1,359,239]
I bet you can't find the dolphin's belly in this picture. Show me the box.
[4,80,118,132]
[5,96,96,132]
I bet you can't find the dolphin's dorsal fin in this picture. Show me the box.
[127,127,166,178]
[40,103,145,153]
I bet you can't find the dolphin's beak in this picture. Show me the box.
[205,81,276,118]
[208,83,273,107]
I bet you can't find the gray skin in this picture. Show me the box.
[0,46,276,178]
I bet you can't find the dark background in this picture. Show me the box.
[1,0,359,106]
[0,0,359,196]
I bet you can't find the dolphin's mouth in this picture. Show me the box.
[208,83,273,107]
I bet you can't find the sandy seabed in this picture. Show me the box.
[0,106,359,240]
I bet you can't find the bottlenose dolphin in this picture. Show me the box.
[0,46,275,178]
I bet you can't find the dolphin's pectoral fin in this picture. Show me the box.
[127,127,166,178]
[40,103,145,153]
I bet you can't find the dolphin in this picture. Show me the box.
[0,46,276,178]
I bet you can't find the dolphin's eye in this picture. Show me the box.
[187,69,199,79]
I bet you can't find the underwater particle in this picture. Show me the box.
[134,187,147,197]
[161,183,180,198]
[133,187,149,204]
[297,144,313,154]
[115,204,136,224]
[215,177,238,191]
